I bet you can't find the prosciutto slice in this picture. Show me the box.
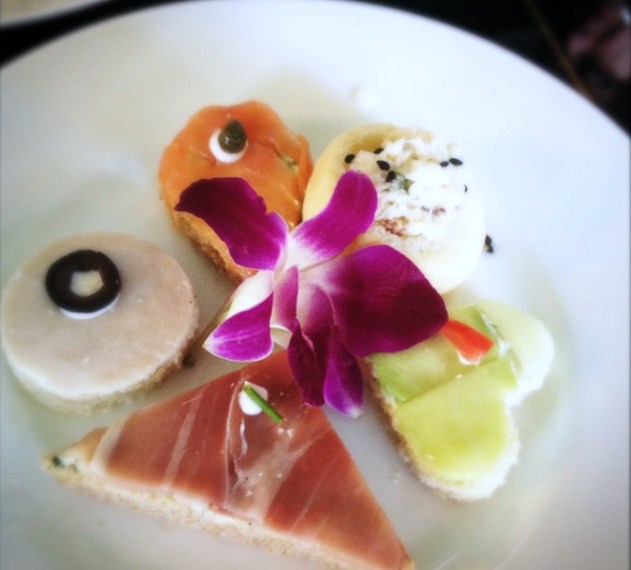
[48,351,414,570]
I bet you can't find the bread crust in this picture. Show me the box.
[9,353,189,415]
[303,124,427,219]
[162,202,254,284]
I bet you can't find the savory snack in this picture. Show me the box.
[44,351,414,570]
[159,100,313,282]
[302,124,486,293]
[367,299,554,501]
[0,232,199,413]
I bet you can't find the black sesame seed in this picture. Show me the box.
[386,170,396,183]
[484,235,494,253]
[52,456,63,467]
[373,147,384,154]
[344,153,355,164]
[464,185,468,193]
[440,161,449,167]
[449,158,463,166]
[376,160,390,171]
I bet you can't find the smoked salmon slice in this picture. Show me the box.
[44,351,414,570]
[159,101,313,282]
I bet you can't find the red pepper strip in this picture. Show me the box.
[439,319,494,364]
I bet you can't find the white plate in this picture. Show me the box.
[1,1,629,569]
[0,0,108,26]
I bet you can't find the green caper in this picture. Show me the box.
[218,119,247,154]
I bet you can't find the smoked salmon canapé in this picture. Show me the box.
[159,101,313,283]
[44,351,414,570]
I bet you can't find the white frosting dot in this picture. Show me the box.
[59,297,118,320]
[239,382,269,415]
[209,128,247,163]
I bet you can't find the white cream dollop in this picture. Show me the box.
[350,136,470,246]
[239,382,269,416]
[209,128,247,163]
[59,269,120,320]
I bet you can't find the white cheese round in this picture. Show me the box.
[1,232,199,413]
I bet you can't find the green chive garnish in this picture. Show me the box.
[243,384,283,424]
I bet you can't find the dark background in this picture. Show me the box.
[1,0,629,132]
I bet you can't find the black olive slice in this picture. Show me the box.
[218,119,247,153]
[45,250,121,314]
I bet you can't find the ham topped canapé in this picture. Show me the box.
[46,351,414,570]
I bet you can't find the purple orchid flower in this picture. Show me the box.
[176,170,447,416]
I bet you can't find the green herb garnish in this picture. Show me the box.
[402,176,413,192]
[243,384,284,424]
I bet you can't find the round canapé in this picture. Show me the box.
[1,232,199,413]
[303,124,486,294]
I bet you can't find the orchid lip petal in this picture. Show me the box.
[175,178,287,270]
[286,285,336,407]
[287,325,325,407]
[204,292,274,361]
[323,328,364,417]
[287,171,377,268]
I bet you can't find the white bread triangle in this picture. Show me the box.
[44,352,415,570]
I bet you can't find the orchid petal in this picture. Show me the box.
[175,178,287,270]
[204,292,274,361]
[223,270,274,318]
[287,171,377,268]
[312,244,448,356]
[322,327,364,417]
